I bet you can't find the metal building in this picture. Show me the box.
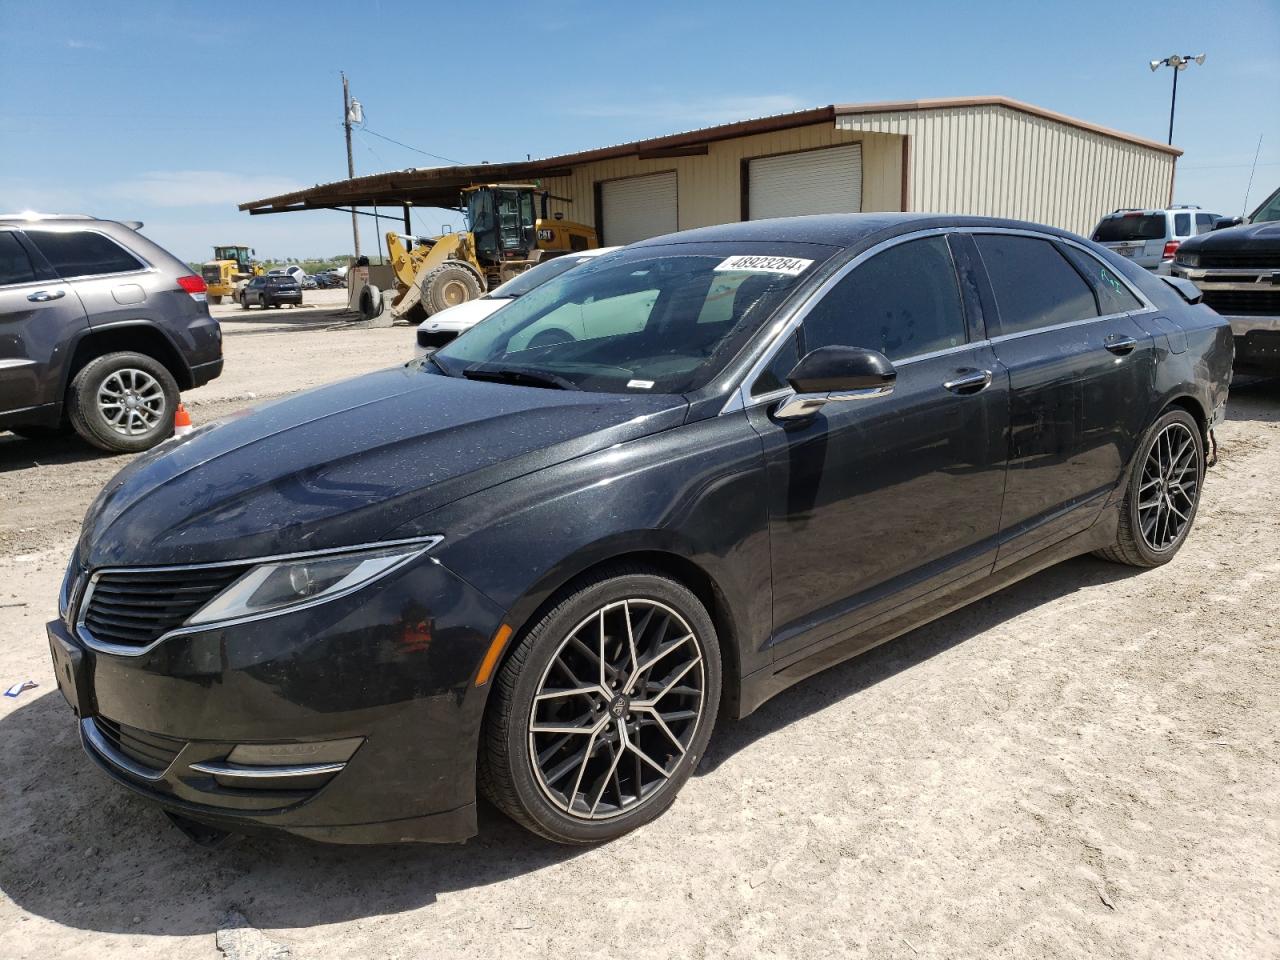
[242,96,1180,241]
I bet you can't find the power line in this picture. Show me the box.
[357,126,465,166]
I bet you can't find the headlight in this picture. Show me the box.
[187,536,441,627]
[1175,252,1200,267]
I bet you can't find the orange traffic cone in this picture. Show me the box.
[174,402,193,437]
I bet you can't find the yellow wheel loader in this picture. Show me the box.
[201,245,263,304]
[385,184,596,323]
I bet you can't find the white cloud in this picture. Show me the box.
[105,170,304,208]
[66,39,103,50]
[569,94,811,127]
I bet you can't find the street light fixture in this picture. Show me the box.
[1149,53,1206,145]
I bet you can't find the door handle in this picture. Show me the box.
[27,289,66,303]
[1105,335,1138,356]
[942,369,993,395]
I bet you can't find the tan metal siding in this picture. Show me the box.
[837,104,1174,235]
[539,124,903,232]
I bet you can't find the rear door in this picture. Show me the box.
[968,231,1154,567]
[750,233,1009,662]
[0,229,89,416]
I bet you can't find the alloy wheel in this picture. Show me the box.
[1137,420,1200,551]
[98,368,166,437]
[528,599,706,820]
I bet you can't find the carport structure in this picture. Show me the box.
[240,96,1180,241]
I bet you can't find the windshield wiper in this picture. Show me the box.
[462,364,581,391]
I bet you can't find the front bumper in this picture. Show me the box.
[47,554,506,843]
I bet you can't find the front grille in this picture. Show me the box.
[1197,251,1280,270]
[417,329,456,349]
[1201,289,1280,316]
[80,566,248,649]
[94,716,185,773]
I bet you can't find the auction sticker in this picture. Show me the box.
[714,255,813,276]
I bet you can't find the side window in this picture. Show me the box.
[974,235,1099,335]
[751,331,800,396]
[1195,213,1215,234]
[1060,245,1143,315]
[0,233,37,286]
[1173,213,1191,237]
[802,236,967,361]
[25,230,143,278]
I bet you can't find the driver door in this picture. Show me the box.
[747,234,1009,664]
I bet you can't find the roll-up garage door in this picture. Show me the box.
[600,172,677,245]
[747,144,862,220]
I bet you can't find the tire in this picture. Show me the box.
[1095,408,1204,567]
[208,295,223,305]
[480,567,721,844]
[358,284,383,319]
[66,352,179,453]
[240,294,249,310]
[422,262,482,315]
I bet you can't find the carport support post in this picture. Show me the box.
[342,71,361,258]
[403,204,412,236]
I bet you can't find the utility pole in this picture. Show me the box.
[341,71,361,258]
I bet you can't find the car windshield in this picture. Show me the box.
[433,243,831,394]
[485,253,597,299]
[1251,187,1280,223]
[1092,214,1165,242]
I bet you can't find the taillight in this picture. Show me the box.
[176,275,208,301]
[1162,240,1180,259]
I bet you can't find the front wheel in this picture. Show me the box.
[481,569,721,844]
[1095,408,1204,567]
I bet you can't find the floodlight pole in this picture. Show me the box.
[1149,54,1206,146]
[342,71,361,258]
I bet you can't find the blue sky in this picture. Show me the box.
[1,0,1277,262]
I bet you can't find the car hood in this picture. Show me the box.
[420,297,506,330]
[78,365,687,568]
[1181,220,1280,253]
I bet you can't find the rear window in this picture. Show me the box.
[267,275,298,284]
[26,229,143,278]
[0,233,37,286]
[975,234,1099,335]
[1092,214,1165,243]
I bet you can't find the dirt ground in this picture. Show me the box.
[0,315,1276,959]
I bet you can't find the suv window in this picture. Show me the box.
[1060,245,1143,315]
[1092,214,1165,242]
[0,232,37,286]
[803,236,967,361]
[1195,213,1215,234]
[975,235,1099,335]
[26,229,143,278]
[1173,213,1191,236]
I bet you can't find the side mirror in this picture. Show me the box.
[1212,217,1244,230]
[775,346,896,420]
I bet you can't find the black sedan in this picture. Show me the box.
[239,274,302,309]
[47,214,1232,846]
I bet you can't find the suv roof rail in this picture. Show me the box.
[1169,204,1201,209]
[0,212,98,221]
[1110,208,1152,214]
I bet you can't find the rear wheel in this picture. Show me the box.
[422,263,482,315]
[208,294,223,305]
[1095,408,1204,567]
[239,294,249,310]
[66,352,178,453]
[481,569,721,844]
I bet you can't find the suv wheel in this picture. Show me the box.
[67,352,179,453]
[481,568,721,844]
[1095,408,1204,567]
[240,293,249,310]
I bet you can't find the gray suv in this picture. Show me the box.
[0,214,223,452]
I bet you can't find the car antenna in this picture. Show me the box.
[1242,133,1263,218]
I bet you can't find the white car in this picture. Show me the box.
[414,247,618,357]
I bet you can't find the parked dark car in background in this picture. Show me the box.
[1170,185,1280,371]
[1,213,222,452]
[239,274,302,309]
[47,214,1232,847]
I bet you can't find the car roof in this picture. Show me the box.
[630,213,1084,250]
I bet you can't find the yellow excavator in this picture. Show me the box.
[382,184,596,323]
[201,244,264,304]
